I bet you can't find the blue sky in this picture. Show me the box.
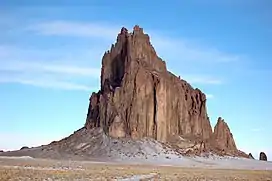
[0,1,271,160]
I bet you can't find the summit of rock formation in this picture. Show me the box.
[84,25,244,157]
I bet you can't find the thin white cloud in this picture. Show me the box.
[206,94,214,99]
[0,59,100,91]
[27,20,119,40]
[0,20,238,90]
[0,61,101,78]
[0,45,102,91]
[0,77,94,91]
[251,128,262,132]
[181,75,223,85]
[190,78,222,85]
[150,36,241,64]
[27,20,242,64]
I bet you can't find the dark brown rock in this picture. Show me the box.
[20,146,29,150]
[259,152,267,161]
[212,117,237,151]
[85,25,242,156]
[249,153,255,159]
[0,150,3,153]
[85,25,212,142]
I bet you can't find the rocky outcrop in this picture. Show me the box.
[259,152,267,161]
[20,146,29,150]
[249,153,255,159]
[85,25,242,156]
[212,117,237,151]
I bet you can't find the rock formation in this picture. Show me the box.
[259,152,267,161]
[85,25,243,156]
[249,153,255,159]
[212,117,237,151]
[20,146,29,150]
[85,25,212,141]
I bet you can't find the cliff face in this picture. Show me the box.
[85,26,213,143]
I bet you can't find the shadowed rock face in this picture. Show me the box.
[84,25,243,156]
[260,152,267,161]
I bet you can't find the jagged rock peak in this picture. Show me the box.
[133,25,144,34]
[120,27,128,34]
[101,25,167,91]
[119,25,143,36]
[213,117,237,151]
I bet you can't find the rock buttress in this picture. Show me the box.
[212,117,237,151]
[85,25,213,142]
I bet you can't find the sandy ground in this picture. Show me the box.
[1,156,272,181]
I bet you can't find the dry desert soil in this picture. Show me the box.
[0,157,272,181]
